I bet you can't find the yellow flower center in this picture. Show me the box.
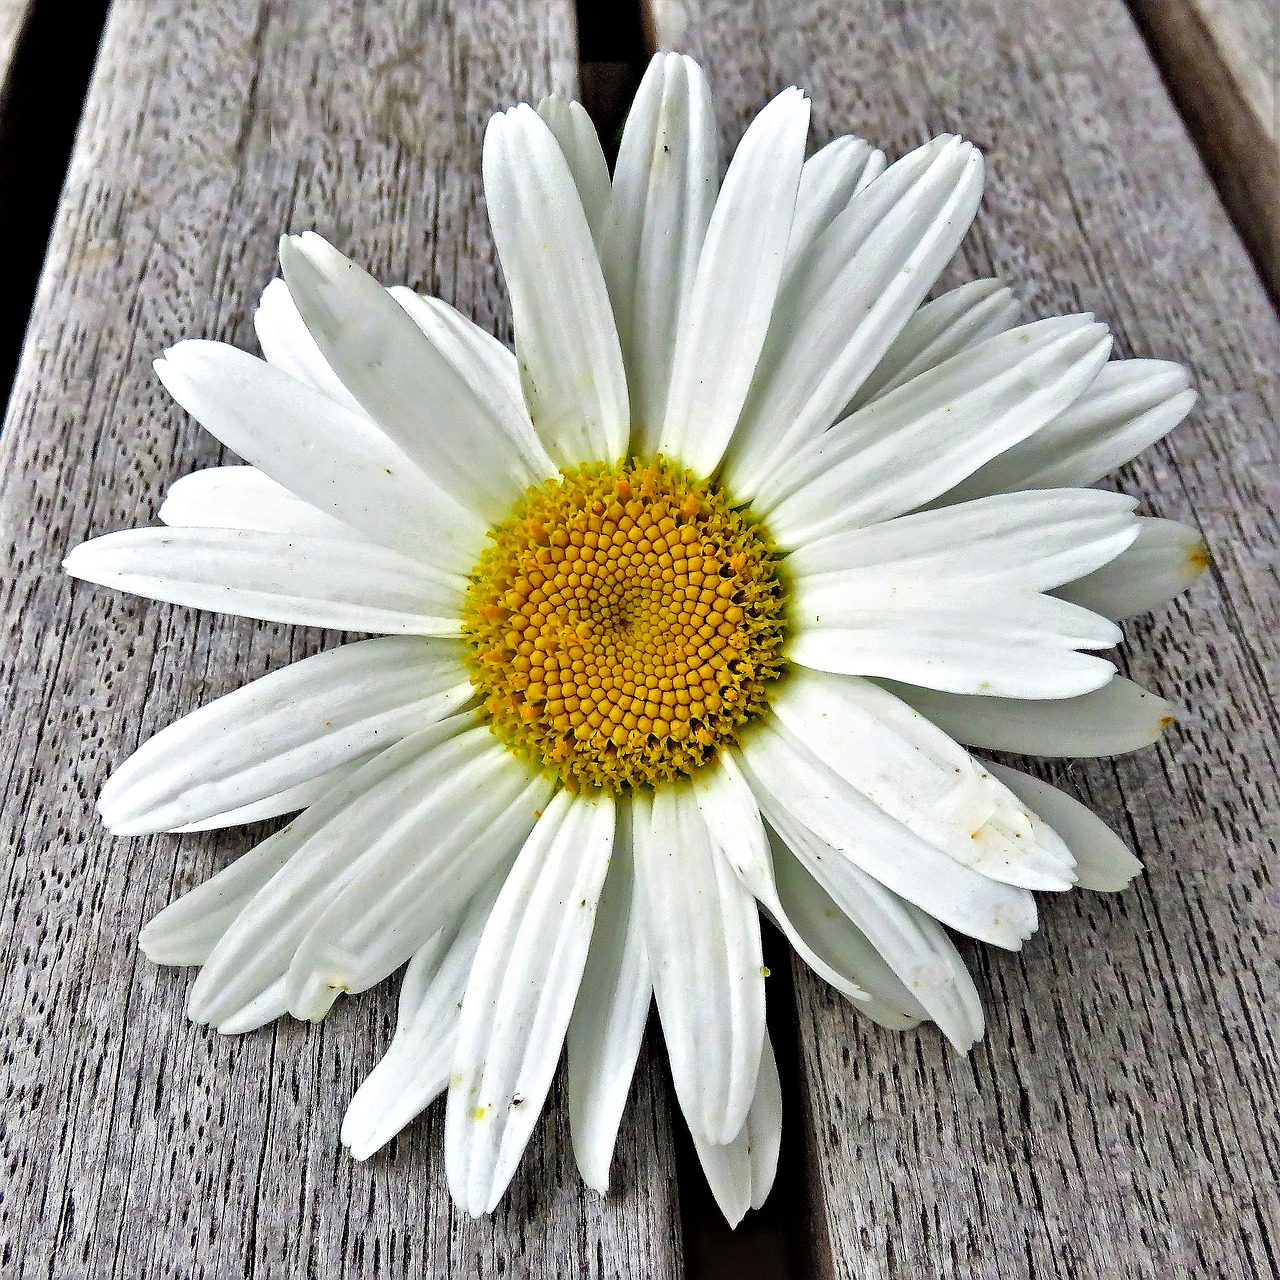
[462,459,788,791]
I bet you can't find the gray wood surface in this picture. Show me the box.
[651,1,1280,1277]
[0,3,684,1277]
[1129,0,1279,301]
[0,1,33,99]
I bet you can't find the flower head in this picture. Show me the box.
[64,52,1205,1223]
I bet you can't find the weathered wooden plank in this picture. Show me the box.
[0,3,683,1277]
[1129,0,1278,301]
[0,1,33,100]
[650,2,1280,1276]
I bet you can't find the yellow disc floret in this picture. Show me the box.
[461,459,788,792]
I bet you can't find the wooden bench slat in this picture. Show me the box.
[652,3,1280,1277]
[1129,0,1278,300]
[0,4,683,1276]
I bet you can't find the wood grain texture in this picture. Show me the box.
[0,3,684,1277]
[650,1,1280,1276]
[1128,0,1279,301]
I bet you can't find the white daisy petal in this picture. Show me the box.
[658,86,810,477]
[759,315,1113,544]
[253,277,365,412]
[690,1033,783,1227]
[169,756,380,832]
[788,488,1140,592]
[1056,517,1209,620]
[738,719,1038,949]
[881,675,1177,757]
[385,286,553,479]
[727,135,985,498]
[446,789,616,1217]
[986,763,1143,892]
[634,785,766,1145]
[65,527,464,635]
[483,104,629,468]
[279,231,553,518]
[769,840,929,1030]
[187,720,537,1031]
[140,830,297,967]
[216,979,292,1035]
[850,277,1022,409]
[99,637,472,835]
[155,341,483,571]
[341,877,500,1161]
[693,752,870,1002]
[603,52,718,455]
[536,95,612,247]
[784,135,885,274]
[159,466,358,539]
[788,585,1120,699]
[945,359,1196,500]
[283,744,552,1022]
[767,819,985,1050]
[179,723,452,1026]
[65,55,1196,1227]
[567,800,652,1195]
[770,671,1075,892]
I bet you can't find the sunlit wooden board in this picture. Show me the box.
[0,3,683,1275]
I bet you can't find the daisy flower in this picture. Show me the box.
[64,52,1205,1224]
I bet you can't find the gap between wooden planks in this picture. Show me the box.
[0,3,684,1277]
[650,1,1280,1277]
